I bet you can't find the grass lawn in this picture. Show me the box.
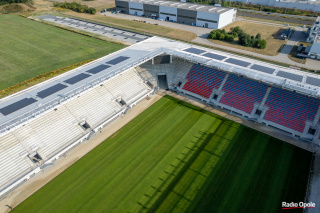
[0,15,124,90]
[208,21,287,56]
[12,96,312,213]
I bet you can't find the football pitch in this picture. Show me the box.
[13,96,312,213]
[0,15,124,90]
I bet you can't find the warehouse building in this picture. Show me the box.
[308,35,320,60]
[115,0,237,29]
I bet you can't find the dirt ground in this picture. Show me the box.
[209,20,288,56]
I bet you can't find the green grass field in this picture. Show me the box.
[0,15,124,90]
[13,96,312,213]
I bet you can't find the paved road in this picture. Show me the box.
[280,29,307,55]
[238,9,316,21]
[100,12,320,70]
[238,12,313,26]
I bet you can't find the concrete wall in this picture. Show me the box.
[115,0,129,13]
[217,9,236,28]
[159,6,177,21]
[143,4,159,17]
[129,2,144,16]
[196,11,219,29]
[177,8,197,25]
[231,0,320,12]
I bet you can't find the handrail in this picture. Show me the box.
[0,48,164,135]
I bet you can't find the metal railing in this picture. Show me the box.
[0,48,164,135]
[2,46,320,135]
[165,48,320,98]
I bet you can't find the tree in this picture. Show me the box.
[209,30,217,39]
[221,0,227,7]
[239,33,254,47]
[227,35,234,42]
[231,26,243,35]
[232,32,238,38]
[255,33,261,40]
[256,39,267,49]
[218,32,225,40]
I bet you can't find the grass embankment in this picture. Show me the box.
[13,96,312,213]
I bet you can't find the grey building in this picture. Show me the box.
[115,0,237,29]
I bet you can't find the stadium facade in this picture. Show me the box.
[1,36,320,198]
[115,0,236,29]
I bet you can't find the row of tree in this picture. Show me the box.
[208,29,235,42]
[208,26,267,49]
[0,0,31,6]
[53,2,96,14]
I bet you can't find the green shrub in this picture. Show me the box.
[53,1,96,14]
[209,26,266,49]
[227,35,234,42]
[217,32,225,40]
[256,39,267,49]
[255,33,261,40]
[232,32,238,38]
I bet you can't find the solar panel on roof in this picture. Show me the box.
[225,58,250,67]
[184,47,206,55]
[106,56,130,65]
[64,73,91,85]
[251,64,275,74]
[203,52,226,61]
[37,83,68,99]
[306,77,320,86]
[276,71,303,82]
[0,98,37,116]
[86,65,111,74]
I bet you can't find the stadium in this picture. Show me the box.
[0,36,319,212]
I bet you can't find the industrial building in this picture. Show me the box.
[115,0,237,29]
[307,16,320,42]
[308,35,320,59]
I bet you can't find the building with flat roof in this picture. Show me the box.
[308,35,320,59]
[115,0,237,29]
[307,16,320,43]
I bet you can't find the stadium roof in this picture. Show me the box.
[117,0,234,14]
[1,36,320,136]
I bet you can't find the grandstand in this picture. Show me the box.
[1,36,320,201]
[182,65,226,98]
[219,75,268,114]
